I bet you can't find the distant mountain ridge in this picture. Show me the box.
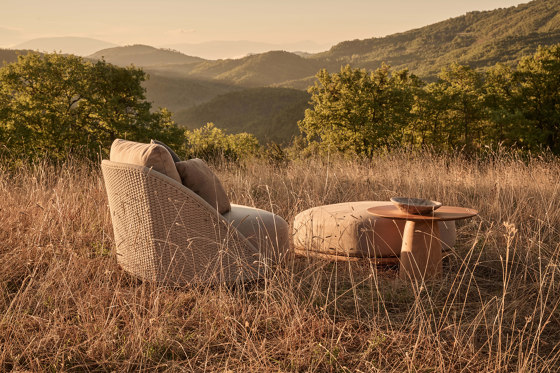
[163,40,331,60]
[14,37,117,57]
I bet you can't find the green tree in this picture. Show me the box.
[298,65,420,157]
[483,63,529,148]
[432,63,487,151]
[410,81,450,148]
[515,44,560,153]
[0,52,182,160]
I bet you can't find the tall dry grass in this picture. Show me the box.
[1,151,559,372]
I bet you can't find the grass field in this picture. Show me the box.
[1,151,559,372]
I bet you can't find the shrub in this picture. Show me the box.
[183,122,259,162]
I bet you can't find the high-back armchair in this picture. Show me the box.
[101,140,289,286]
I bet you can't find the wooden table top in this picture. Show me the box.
[367,204,478,222]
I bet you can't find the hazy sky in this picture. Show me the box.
[0,0,528,48]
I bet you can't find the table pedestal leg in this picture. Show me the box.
[399,220,443,282]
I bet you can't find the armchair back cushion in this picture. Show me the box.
[110,139,181,183]
[176,158,231,214]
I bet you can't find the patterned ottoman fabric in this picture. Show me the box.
[292,201,456,258]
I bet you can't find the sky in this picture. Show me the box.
[0,0,529,49]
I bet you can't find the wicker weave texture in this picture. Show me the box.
[101,160,260,286]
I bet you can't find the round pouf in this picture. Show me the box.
[292,201,456,261]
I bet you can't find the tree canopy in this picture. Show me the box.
[184,122,260,162]
[298,44,560,156]
[0,53,182,160]
[298,65,421,156]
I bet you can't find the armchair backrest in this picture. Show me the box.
[101,160,259,286]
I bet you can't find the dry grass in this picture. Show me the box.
[1,151,559,372]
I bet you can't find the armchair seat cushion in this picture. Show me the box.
[223,204,290,262]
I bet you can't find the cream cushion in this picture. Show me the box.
[109,139,182,183]
[292,201,456,258]
[223,204,290,262]
[175,159,231,214]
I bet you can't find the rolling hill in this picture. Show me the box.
[129,50,324,88]
[90,44,204,67]
[87,0,560,90]
[179,50,323,87]
[0,48,36,65]
[173,87,310,143]
[143,73,240,113]
[312,0,560,78]
[86,45,238,113]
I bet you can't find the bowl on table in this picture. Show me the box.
[390,197,442,215]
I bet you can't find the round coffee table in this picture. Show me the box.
[367,205,478,282]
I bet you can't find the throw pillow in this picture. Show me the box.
[175,159,231,214]
[150,139,181,162]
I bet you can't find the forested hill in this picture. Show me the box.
[177,51,323,87]
[0,49,36,65]
[314,0,560,78]
[142,73,239,113]
[84,0,560,89]
[89,44,204,67]
[173,87,309,143]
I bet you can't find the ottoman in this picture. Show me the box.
[292,201,456,261]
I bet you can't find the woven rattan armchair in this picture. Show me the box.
[101,160,263,286]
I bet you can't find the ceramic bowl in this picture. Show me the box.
[390,197,442,215]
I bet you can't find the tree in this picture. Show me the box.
[483,63,529,148]
[515,44,560,153]
[298,65,420,157]
[432,63,487,151]
[410,81,450,148]
[0,52,182,160]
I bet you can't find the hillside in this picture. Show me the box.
[313,0,560,78]
[173,87,310,143]
[88,46,323,88]
[89,44,204,67]
[143,73,240,113]
[148,50,324,87]
[85,0,560,90]
[189,50,322,86]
